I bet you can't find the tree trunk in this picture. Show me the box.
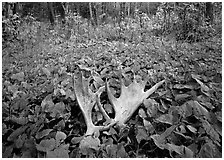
[3,2,10,18]
[12,2,18,15]
[47,2,55,25]
[89,2,94,26]
[205,2,213,24]
[127,2,130,17]
[57,2,66,24]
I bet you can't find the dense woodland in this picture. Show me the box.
[2,2,222,158]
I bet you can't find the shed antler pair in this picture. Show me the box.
[73,67,165,143]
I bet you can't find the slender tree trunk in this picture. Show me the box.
[205,2,213,24]
[47,2,55,25]
[57,2,66,24]
[12,2,18,15]
[3,2,10,18]
[127,2,130,17]
[89,2,94,26]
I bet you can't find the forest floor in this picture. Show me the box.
[2,22,222,158]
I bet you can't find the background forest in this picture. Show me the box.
[2,2,222,158]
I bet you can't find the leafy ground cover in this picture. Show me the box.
[2,15,222,158]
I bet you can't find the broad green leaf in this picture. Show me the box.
[197,95,215,110]
[41,94,54,112]
[21,150,33,158]
[71,136,84,144]
[102,137,113,146]
[9,115,27,125]
[156,114,173,125]
[198,141,221,158]
[55,131,67,147]
[150,134,166,149]
[215,112,222,122]
[108,127,117,135]
[65,89,75,100]
[2,145,13,158]
[136,128,148,143]
[106,144,117,158]
[201,120,220,142]
[104,103,113,114]
[167,143,183,155]
[94,111,103,123]
[191,100,210,120]
[7,125,28,141]
[182,146,194,158]
[15,135,25,149]
[192,74,210,96]
[50,102,66,118]
[35,129,53,139]
[2,123,8,135]
[47,147,69,158]
[143,119,154,133]
[138,108,147,119]
[117,143,128,158]
[143,98,158,117]
[79,136,100,153]
[160,125,177,139]
[178,101,193,118]
[36,138,56,152]
[12,97,28,111]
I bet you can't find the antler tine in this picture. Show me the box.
[95,88,111,124]
[143,79,166,99]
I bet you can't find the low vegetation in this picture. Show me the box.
[2,2,222,158]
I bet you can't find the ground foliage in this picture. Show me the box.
[2,11,222,158]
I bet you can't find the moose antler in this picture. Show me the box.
[106,74,165,126]
[73,67,165,151]
[73,69,116,137]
